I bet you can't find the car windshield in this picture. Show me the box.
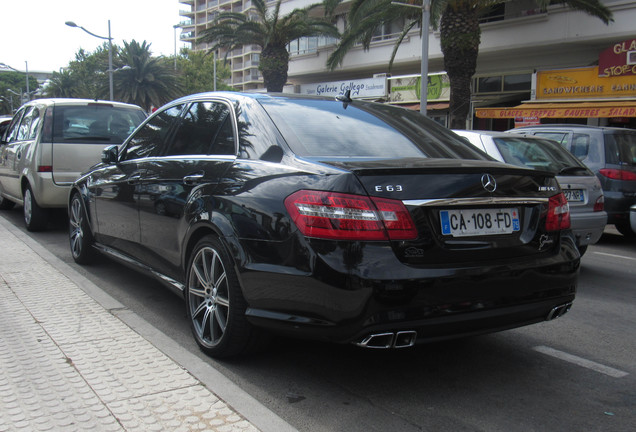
[45,104,147,144]
[492,136,589,174]
[259,97,487,160]
[605,132,636,166]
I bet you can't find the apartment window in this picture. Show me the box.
[503,74,531,91]
[476,73,531,94]
[478,76,502,93]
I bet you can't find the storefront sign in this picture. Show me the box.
[476,103,636,119]
[388,73,450,103]
[299,77,387,98]
[536,67,636,99]
[599,38,636,77]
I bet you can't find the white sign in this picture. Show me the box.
[300,77,387,99]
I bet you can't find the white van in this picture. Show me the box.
[0,98,146,230]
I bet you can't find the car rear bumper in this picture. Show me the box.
[31,173,71,208]
[240,236,580,345]
[570,210,607,246]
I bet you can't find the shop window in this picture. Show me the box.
[478,76,502,93]
[503,74,531,91]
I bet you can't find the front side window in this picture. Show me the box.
[165,102,234,156]
[122,104,184,161]
[4,108,26,143]
[17,106,40,141]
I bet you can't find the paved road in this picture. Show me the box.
[2,207,635,431]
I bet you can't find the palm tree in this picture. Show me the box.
[326,0,613,128]
[113,40,182,111]
[198,0,340,92]
[43,69,77,98]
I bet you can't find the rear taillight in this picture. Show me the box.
[284,190,417,241]
[593,195,604,212]
[545,193,571,231]
[599,169,636,181]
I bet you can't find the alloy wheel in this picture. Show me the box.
[187,246,230,347]
[69,196,85,259]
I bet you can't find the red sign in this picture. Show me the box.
[599,38,636,77]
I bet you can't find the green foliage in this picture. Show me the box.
[176,50,234,95]
[198,0,340,92]
[0,71,39,115]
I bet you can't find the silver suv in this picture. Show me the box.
[0,98,146,230]
[510,125,636,238]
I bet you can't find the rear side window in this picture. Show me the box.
[569,133,591,160]
[4,108,26,143]
[46,103,146,144]
[16,106,42,141]
[165,102,234,156]
[605,133,636,165]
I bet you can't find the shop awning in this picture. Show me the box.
[397,102,450,111]
[476,101,636,119]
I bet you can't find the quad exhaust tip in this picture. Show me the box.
[356,331,417,349]
[546,302,573,321]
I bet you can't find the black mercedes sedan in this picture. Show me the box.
[68,92,579,358]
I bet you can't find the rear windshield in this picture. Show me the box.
[492,136,590,175]
[605,132,636,165]
[43,104,147,144]
[259,98,487,160]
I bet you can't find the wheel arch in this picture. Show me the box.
[68,185,96,238]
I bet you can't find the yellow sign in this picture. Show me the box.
[537,67,636,99]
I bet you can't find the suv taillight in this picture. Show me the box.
[284,190,417,241]
[599,169,636,181]
[545,193,571,231]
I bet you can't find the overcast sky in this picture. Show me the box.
[1,0,188,73]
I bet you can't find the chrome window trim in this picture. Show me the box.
[403,197,549,207]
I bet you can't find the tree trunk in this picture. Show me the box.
[440,3,481,129]
[259,44,290,92]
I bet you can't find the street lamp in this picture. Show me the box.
[391,1,430,116]
[65,20,113,101]
[173,24,180,71]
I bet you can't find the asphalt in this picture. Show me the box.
[0,216,297,432]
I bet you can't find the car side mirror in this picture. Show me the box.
[101,145,118,164]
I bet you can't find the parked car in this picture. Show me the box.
[509,125,636,238]
[454,130,607,255]
[0,98,147,230]
[631,204,636,234]
[0,115,12,138]
[68,92,579,358]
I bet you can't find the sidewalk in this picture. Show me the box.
[0,217,296,432]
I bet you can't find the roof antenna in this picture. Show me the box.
[336,90,352,108]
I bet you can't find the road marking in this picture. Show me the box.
[533,346,629,378]
[592,251,636,262]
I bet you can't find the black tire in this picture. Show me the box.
[23,185,48,231]
[0,195,15,210]
[577,245,588,257]
[185,235,260,358]
[615,221,636,239]
[69,193,96,264]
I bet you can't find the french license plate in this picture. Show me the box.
[440,208,520,237]
[563,189,584,202]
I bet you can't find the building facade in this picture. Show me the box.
[179,0,636,129]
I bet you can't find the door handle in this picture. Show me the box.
[183,173,204,185]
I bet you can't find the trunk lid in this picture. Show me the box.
[322,158,564,265]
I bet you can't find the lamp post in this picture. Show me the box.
[391,1,430,116]
[173,24,180,71]
[65,20,113,101]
